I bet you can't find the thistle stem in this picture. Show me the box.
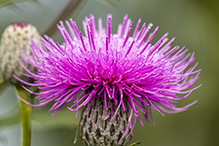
[129,141,141,146]
[0,82,7,96]
[16,87,32,146]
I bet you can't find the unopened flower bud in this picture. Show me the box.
[0,22,41,86]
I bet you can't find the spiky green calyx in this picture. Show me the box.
[0,22,41,86]
[79,97,132,146]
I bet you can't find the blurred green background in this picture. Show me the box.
[0,0,218,146]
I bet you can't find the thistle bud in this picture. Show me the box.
[79,97,132,146]
[0,22,41,86]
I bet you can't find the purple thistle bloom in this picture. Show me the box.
[15,14,201,136]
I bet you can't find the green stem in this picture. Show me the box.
[16,87,32,146]
[129,141,141,146]
[0,82,7,96]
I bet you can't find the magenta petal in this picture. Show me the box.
[16,14,201,130]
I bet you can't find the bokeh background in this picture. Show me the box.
[0,0,218,146]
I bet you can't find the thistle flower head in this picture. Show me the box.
[15,14,201,145]
[0,22,41,86]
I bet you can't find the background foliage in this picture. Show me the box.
[0,0,218,146]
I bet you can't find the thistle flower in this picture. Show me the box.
[15,14,201,145]
[0,22,41,86]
